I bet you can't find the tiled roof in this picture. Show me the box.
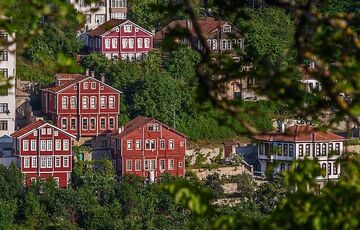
[11,120,45,138]
[113,116,187,139]
[155,17,229,40]
[42,74,87,93]
[254,125,345,142]
[88,19,127,36]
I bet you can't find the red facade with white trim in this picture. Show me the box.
[111,116,186,181]
[41,73,121,139]
[11,120,75,188]
[87,19,154,60]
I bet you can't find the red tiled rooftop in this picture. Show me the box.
[254,125,345,142]
[42,74,87,93]
[88,19,127,36]
[11,120,45,138]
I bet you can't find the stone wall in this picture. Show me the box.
[347,145,360,153]
[186,147,224,164]
[222,183,238,194]
[190,164,252,181]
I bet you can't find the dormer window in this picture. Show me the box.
[148,124,160,132]
[83,82,88,89]
[124,25,132,32]
[223,25,231,32]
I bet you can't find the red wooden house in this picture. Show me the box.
[41,71,121,139]
[110,116,187,181]
[87,19,154,60]
[11,120,75,188]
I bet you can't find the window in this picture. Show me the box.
[63,157,69,167]
[129,38,134,48]
[82,96,89,109]
[83,82,89,89]
[284,144,288,156]
[105,38,111,49]
[227,39,232,49]
[95,14,105,24]
[207,39,211,48]
[90,97,96,109]
[112,38,118,48]
[223,25,231,32]
[63,140,69,151]
[47,128,52,135]
[70,118,76,130]
[238,39,244,49]
[0,68,8,78]
[122,38,128,48]
[144,38,150,48]
[169,139,174,150]
[126,159,132,171]
[47,157,52,168]
[316,144,321,156]
[24,157,30,168]
[335,143,340,155]
[70,97,76,109]
[127,140,132,150]
[85,14,91,24]
[100,117,106,129]
[277,143,282,156]
[259,143,264,155]
[23,140,29,151]
[124,25,132,32]
[144,160,149,170]
[62,96,68,109]
[54,177,60,187]
[62,118,67,130]
[212,39,218,50]
[135,140,141,150]
[55,139,61,151]
[41,140,46,151]
[289,144,294,156]
[0,103,8,113]
[322,144,327,156]
[90,118,96,130]
[82,118,88,130]
[179,161,183,168]
[109,96,115,109]
[149,160,156,170]
[41,157,46,168]
[135,160,141,171]
[221,39,226,50]
[306,144,311,156]
[299,144,303,156]
[31,177,37,183]
[329,143,334,153]
[109,117,115,129]
[137,38,143,48]
[168,159,174,170]
[160,139,165,150]
[145,140,156,150]
[328,163,332,175]
[101,96,106,108]
[333,163,338,175]
[31,140,36,151]
[160,159,165,170]
[47,140,53,151]
[0,120,8,130]
[111,0,126,8]
[91,82,96,89]
[32,157,37,168]
[0,50,8,61]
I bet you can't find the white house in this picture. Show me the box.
[254,124,345,181]
[0,31,16,137]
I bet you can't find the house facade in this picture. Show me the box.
[40,71,121,139]
[87,19,154,60]
[68,0,128,31]
[110,116,187,182]
[11,120,75,188]
[255,125,345,181]
[155,17,244,58]
[0,31,16,136]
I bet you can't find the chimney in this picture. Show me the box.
[277,120,286,133]
[151,28,155,35]
[119,126,124,134]
[186,19,192,29]
[90,71,95,78]
[100,73,106,83]
[85,68,90,76]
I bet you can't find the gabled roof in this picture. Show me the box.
[11,120,76,139]
[155,17,239,40]
[112,116,187,139]
[254,125,345,142]
[41,74,122,94]
[88,19,154,37]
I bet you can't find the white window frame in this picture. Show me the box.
[90,96,96,109]
[83,82,89,89]
[63,156,69,167]
[55,139,61,151]
[82,118,88,130]
[124,25,132,32]
[109,117,115,129]
[223,25,231,32]
[47,157,52,168]
[90,117,96,130]
[55,156,61,168]
[160,139,165,150]
[62,118,67,130]
[137,38,143,48]
[109,96,115,109]
[100,117,106,129]
[159,159,165,170]
[41,140,46,151]
[128,38,134,48]
[41,128,46,135]
[135,159,141,171]
[168,139,174,150]
[105,38,111,48]
[122,38,128,48]
[62,96,68,109]
[30,140,37,151]
[40,157,46,168]
[135,140,141,150]
[144,38,150,48]
[23,140,29,151]
[70,96,77,109]
[63,140,69,151]
[127,140,132,150]
[126,159,132,171]
[91,82,96,89]
[23,157,30,168]
[101,96,106,109]
[32,156,37,168]
[112,38,118,48]
[168,159,174,170]
[82,96,89,109]
[70,118,76,130]
[47,140,53,151]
